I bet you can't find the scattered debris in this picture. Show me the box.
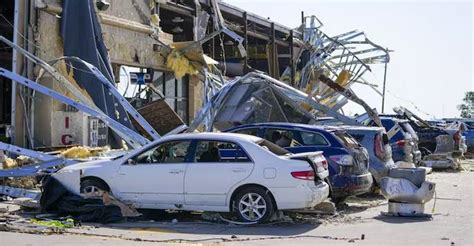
[31,218,75,229]
[380,168,436,217]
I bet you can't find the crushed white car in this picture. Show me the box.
[55,133,330,223]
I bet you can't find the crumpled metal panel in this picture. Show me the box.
[210,75,312,130]
[380,177,435,204]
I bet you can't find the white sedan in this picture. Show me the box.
[58,133,330,223]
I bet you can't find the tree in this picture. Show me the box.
[458,91,474,118]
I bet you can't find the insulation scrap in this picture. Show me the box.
[2,158,17,169]
[4,177,38,189]
[166,49,200,79]
[60,146,109,159]
[2,156,35,169]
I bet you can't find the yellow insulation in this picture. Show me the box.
[166,49,200,79]
[60,146,109,159]
[2,158,17,169]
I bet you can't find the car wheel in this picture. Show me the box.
[331,196,346,205]
[233,187,274,223]
[80,179,109,194]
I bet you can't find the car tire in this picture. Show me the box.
[80,179,109,194]
[233,187,274,223]
[331,196,346,205]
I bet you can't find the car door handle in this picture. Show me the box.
[169,169,184,174]
[231,168,246,173]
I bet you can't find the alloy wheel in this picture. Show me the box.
[238,192,267,221]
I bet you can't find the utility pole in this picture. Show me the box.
[381,48,388,113]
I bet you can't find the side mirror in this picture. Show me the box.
[127,159,136,165]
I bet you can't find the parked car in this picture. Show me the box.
[57,133,330,223]
[367,117,422,164]
[443,118,474,151]
[225,123,373,203]
[340,126,395,185]
[381,114,450,156]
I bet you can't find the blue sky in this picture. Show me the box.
[225,0,473,119]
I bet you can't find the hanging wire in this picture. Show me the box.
[0,14,46,53]
[386,88,434,118]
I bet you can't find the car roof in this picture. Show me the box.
[331,125,385,132]
[228,122,340,133]
[158,132,262,143]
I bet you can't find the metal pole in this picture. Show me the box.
[243,12,248,73]
[381,48,388,113]
[10,0,20,145]
[289,30,295,85]
[270,22,276,78]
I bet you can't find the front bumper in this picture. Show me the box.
[330,172,373,198]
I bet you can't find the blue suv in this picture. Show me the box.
[226,123,373,203]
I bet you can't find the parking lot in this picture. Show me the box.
[1,160,472,246]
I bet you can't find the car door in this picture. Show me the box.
[112,140,192,208]
[184,140,254,207]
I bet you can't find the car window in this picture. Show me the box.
[193,141,252,163]
[299,131,329,146]
[256,139,290,156]
[233,128,259,137]
[263,128,302,148]
[133,141,191,164]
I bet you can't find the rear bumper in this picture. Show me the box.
[272,181,330,210]
[330,172,373,198]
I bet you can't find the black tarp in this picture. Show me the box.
[61,0,133,148]
[40,176,122,224]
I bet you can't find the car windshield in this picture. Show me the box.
[334,131,360,149]
[256,139,290,156]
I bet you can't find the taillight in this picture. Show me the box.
[396,140,405,147]
[374,134,384,160]
[291,171,315,180]
[329,155,353,166]
[321,159,328,169]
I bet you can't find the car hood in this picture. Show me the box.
[61,159,111,171]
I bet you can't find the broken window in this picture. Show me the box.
[133,141,191,164]
[153,71,189,123]
[193,141,251,163]
[299,131,329,146]
[263,128,302,148]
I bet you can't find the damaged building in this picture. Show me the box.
[0,0,308,149]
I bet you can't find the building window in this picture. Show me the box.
[153,71,189,124]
